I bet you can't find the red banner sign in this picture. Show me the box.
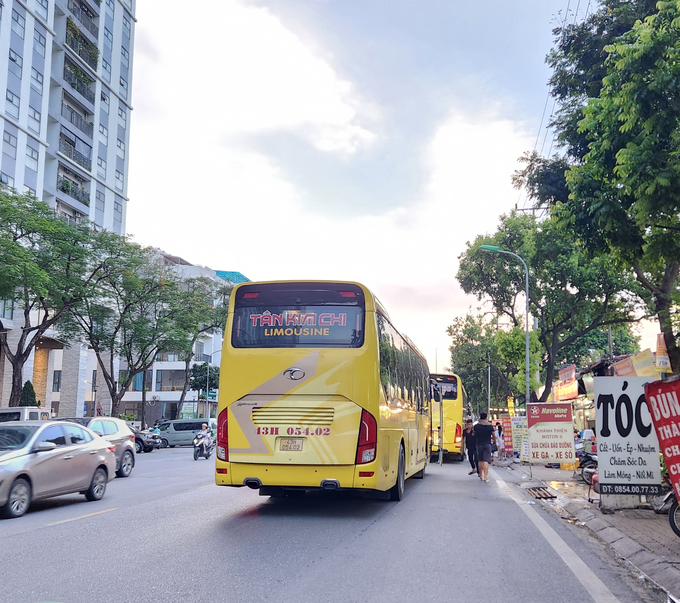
[644,377,680,499]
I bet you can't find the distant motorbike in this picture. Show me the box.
[579,451,598,485]
[193,433,213,460]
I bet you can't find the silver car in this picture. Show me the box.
[0,421,116,519]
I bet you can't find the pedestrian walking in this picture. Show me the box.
[463,420,477,475]
[474,412,494,482]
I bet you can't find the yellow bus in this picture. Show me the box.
[214,281,430,500]
[430,373,468,461]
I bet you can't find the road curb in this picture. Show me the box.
[558,497,680,600]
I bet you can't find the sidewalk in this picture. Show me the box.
[495,459,680,600]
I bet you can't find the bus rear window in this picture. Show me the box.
[232,283,365,349]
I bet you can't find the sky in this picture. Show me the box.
[125,0,658,372]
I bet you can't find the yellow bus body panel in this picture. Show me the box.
[431,398,463,455]
[215,281,429,493]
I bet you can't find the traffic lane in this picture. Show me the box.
[0,459,652,603]
[0,446,212,540]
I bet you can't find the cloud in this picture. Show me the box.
[127,2,536,371]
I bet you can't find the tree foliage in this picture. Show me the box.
[513,0,680,372]
[62,244,184,416]
[19,380,38,407]
[0,188,126,406]
[457,212,643,400]
[189,362,220,398]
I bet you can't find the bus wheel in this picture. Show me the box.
[389,445,405,501]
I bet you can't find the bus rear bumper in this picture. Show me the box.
[215,461,384,491]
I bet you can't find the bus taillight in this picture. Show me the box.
[455,423,462,444]
[217,407,229,461]
[356,409,377,464]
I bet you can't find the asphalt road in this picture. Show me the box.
[0,449,669,603]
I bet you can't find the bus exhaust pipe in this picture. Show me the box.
[244,478,262,489]
[320,479,340,491]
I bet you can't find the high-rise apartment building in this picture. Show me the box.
[1,0,135,231]
[0,0,136,415]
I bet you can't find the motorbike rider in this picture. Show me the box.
[198,422,212,455]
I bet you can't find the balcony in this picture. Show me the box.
[61,102,93,137]
[67,0,99,38]
[65,21,98,70]
[63,67,95,104]
[57,175,90,206]
[59,139,92,171]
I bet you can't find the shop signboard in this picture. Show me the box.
[502,416,513,456]
[594,377,661,496]
[527,403,575,463]
[644,376,680,499]
[511,417,527,460]
[655,335,673,374]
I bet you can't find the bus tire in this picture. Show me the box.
[389,445,405,501]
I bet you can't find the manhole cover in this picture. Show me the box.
[526,487,556,500]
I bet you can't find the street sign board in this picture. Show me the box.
[527,403,575,463]
[644,376,680,499]
[595,377,661,496]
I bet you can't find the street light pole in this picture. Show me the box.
[480,245,531,411]
[204,349,222,420]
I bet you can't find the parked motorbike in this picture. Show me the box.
[579,451,598,485]
[653,477,680,538]
[193,433,213,460]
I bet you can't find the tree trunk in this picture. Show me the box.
[140,386,147,430]
[176,354,193,420]
[657,298,680,374]
[539,347,556,402]
[9,362,25,407]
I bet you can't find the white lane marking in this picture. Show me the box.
[490,468,620,603]
[45,508,117,526]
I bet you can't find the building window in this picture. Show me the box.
[52,370,62,392]
[0,299,14,320]
[97,157,107,178]
[5,90,19,119]
[26,147,39,172]
[33,30,46,58]
[102,58,111,83]
[105,0,114,18]
[3,131,17,159]
[99,124,108,145]
[115,170,123,190]
[123,15,130,38]
[114,200,122,219]
[121,47,129,70]
[119,77,128,99]
[36,0,49,21]
[101,91,109,114]
[95,189,105,210]
[11,10,25,39]
[155,370,185,392]
[116,138,125,158]
[28,106,41,134]
[8,50,22,79]
[118,107,126,127]
[104,27,113,50]
[24,185,36,196]
[0,173,15,188]
[30,68,43,94]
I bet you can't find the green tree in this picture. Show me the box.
[0,188,125,406]
[189,363,220,399]
[559,324,640,366]
[62,244,183,417]
[171,277,230,419]
[19,380,38,407]
[566,1,680,372]
[512,0,679,371]
[493,325,543,399]
[457,212,642,400]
